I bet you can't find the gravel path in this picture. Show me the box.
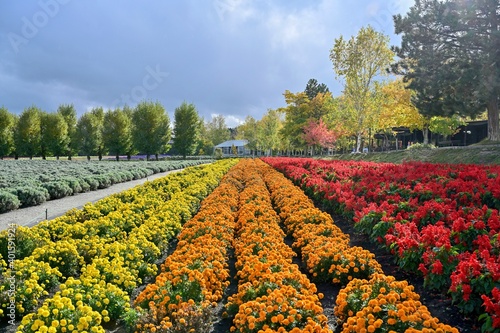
[0,169,182,231]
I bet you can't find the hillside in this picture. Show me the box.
[328,143,500,165]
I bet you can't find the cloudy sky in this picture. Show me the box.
[0,0,413,127]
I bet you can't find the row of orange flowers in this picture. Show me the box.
[132,160,245,332]
[258,159,459,333]
[226,159,331,333]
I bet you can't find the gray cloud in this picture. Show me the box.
[0,0,413,124]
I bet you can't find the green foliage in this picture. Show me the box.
[94,174,113,189]
[407,142,436,150]
[103,108,133,160]
[236,115,258,152]
[0,107,16,158]
[330,26,394,153]
[173,102,200,158]
[61,176,83,194]
[40,112,69,159]
[75,109,104,160]
[214,148,223,159]
[392,0,499,141]
[132,101,171,160]
[42,181,73,199]
[122,307,145,332]
[280,91,317,148]
[304,78,330,100]
[15,106,43,158]
[11,186,50,207]
[257,109,283,154]
[206,114,230,146]
[57,104,77,158]
[83,176,100,191]
[429,115,466,138]
[0,190,20,212]
[231,144,238,156]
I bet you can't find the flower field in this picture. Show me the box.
[0,159,210,213]
[0,158,474,332]
[263,157,500,332]
[0,159,236,332]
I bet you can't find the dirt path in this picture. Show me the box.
[0,169,182,231]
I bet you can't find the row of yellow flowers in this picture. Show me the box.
[226,159,331,333]
[258,159,459,333]
[0,160,237,332]
[132,160,245,332]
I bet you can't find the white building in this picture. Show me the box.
[214,140,250,156]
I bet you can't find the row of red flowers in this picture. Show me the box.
[259,159,458,332]
[262,157,500,332]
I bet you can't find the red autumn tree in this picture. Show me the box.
[302,119,336,155]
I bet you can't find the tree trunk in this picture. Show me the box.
[487,96,499,141]
[116,154,119,161]
[356,133,362,153]
[422,126,429,145]
[87,155,91,161]
[155,153,159,161]
[56,156,60,160]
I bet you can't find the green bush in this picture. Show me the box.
[129,169,143,180]
[121,170,134,181]
[95,175,112,189]
[83,176,100,191]
[62,177,83,194]
[407,143,436,150]
[105,172,121,184]
[42,181,73,199]
[11,187,50,207]
[0,190,20,213]
[214,148,223,159]
[77,179,91,192]
[146,165,161,173]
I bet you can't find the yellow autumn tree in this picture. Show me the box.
[377,78,428,144]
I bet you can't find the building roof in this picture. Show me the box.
[214,140,249,148]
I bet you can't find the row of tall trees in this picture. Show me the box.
[0,101,173,160]
[0,101,233,160]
